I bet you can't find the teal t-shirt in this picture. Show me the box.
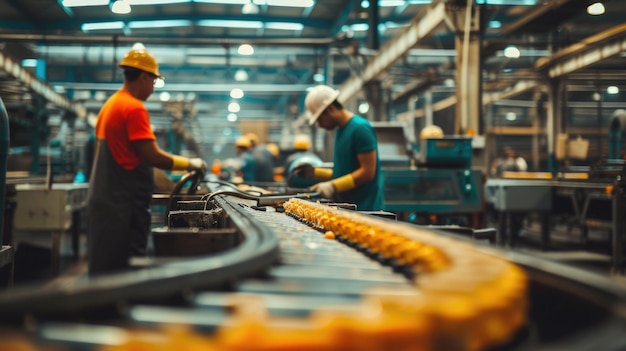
[333,115,385,211]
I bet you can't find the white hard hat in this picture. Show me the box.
[305,85,340,126]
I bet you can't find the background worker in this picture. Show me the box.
[490,146,528,177]
[234,135,256,182]
[87,48,207,277]
[284,134,323,188]
[245,132,275,182]
[294,85,384,211]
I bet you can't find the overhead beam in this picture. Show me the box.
[338,0,447,103]
[52,82,313,93]
[536,23,626,79]
[0,50,73,111]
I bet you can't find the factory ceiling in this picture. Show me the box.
[0,0,625,152]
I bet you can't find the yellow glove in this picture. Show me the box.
[292,164,333,180]
[310,174,356,200]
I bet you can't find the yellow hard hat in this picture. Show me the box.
[305,85,340,125]
[119,49,162,78]
[235,136,251,148]
[293,134,311,150]
[420,125,444,139]
[245,132,260,147]
[266,143,280,157]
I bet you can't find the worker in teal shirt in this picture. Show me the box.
[293,85,384,211]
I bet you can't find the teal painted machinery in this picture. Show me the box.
[372,123,482,225]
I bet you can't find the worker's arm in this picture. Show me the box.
[133,140,206,172]
[311,150,377,198]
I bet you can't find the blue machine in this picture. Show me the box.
[372,123,483,225]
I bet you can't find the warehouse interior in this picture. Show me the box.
[1,0,626,349]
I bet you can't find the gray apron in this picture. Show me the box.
[87,139,153,276]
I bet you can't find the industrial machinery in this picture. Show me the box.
[0,176,625,350]
[373,123,483,226]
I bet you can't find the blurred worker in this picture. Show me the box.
[234,135,256,182]
[284,134,323,188]
[490,146,527,177]
[245,132,275,182]
[294,85,384,211]
[87,48,207,277]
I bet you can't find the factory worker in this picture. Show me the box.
[284,133,323,188]
[245,132,276,182]
[234,135,257,182]
[294,85,384,211]
[490,146,527,177]
[87,48,207,276]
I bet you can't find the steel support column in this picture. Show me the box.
[546,78,566,173]
[445,2,482,135]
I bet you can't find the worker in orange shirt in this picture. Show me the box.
[87,47,207,276]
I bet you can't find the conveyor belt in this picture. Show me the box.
[0,195,625,350]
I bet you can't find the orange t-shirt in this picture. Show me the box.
[95,89,156,170]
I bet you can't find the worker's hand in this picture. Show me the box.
[292,163,315,179]
[311,180,336,200]
[188,157,208,175]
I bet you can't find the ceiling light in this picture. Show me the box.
[227,113,238,122]
[238,44,254,55]
[128,0,188,4]
[128,20,192,28]
[234,69,248,81]
[265,22,304,31]
[607,86,619,95]
[62,0,108,6]
[505,112,517,121]
[242,2,260,14]
[503,45,521,59]
[110,0,131,14]
[132,42,146,50]
[228,102,241,113]
[361,1,370,9]
[262,0,314,7]
[154,78,165,88]
[230,88,244,99]
[313,73,324,82]
[587,2,605,15]
[159,92,171,102]
[358,102,370,114]
[196,0,248,4]
[81,21,125,31]
[197,19,263,29]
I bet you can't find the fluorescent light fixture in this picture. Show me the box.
[342,23,369,32]
[265,22,304,31]
[256,0,314,7]
[238,44,254,55]
[475,0,536,4]
[128,0,188,4]
[128,20,192,28]
[62,0,108,6]
[196,0,248,4]
[380,0,405,6]
[587,2,605,15]
[228,102,241,113]
[230,88,244,99]
[22,59,37,67]
[488,20,502,28]
[197,19,263,29]
[110,0,131,14]
[81,21,125,31]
